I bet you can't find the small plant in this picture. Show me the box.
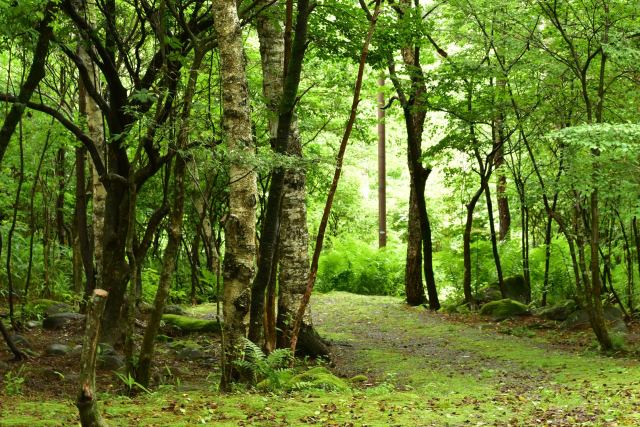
[114,371,152,395]
[4,365,26,396]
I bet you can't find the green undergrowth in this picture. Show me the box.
[3,292,640,426]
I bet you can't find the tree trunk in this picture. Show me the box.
[55,148,67,245]
[77,14,106,300]
[74,145,94,309]
[248,0,311,346]
[213,0,258,390]
[135,45,202,386]
[290,0,382,355]
[0,2,54,164]
[76,289,109,427]
[377,76,386,248]
[405,185,425,305]
[484,181,505,297]
[463,188,484,308]
[0,320,25,360]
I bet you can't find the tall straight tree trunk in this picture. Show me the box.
[135,47,202,387]
[484,183,505,296]
[248,0,312,346]
[55,148,67,245]
[77,9,106,299]
[404,185,427,305]
[213,0,258,390]
[405,185,425,305]
[463,187,484,307]
[377,76,386,248]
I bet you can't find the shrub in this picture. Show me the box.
[316,238,405,296]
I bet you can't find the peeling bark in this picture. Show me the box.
[213,0,258,390]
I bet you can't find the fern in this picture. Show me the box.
[234,338,293,389]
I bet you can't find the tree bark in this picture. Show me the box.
[404,185,426,305]
[76,289,109,427]
[135,47,202,387]
[213,0,258,390]
[248,0,311,346]
[463,187,484,308]
[484,183,505,297]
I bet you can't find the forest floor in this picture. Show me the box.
[2,292,640,426]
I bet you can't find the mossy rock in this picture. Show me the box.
[26,299,74,318]
[476,275,529,304]
[288,367,350,392]
[561,305,624,330]
[441,300,470,314]
[537,299,578,321]
[161,314,221,333]
[480,299,530,321]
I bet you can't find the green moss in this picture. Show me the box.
[350,374,369,383]
[161,314,222,333]
[480,298,530,320]
[288,367,350,391]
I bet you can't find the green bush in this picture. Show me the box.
[316,238,404,296]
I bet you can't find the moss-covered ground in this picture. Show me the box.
[2,292,640,426]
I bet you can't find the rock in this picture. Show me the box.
[475,284,503,304]
[480,299,530,321]
[537,299,579,321]
[176,346,205,360]
[476,275,530,304]
[98,354,125,371]
[164,305,187,316]
[42,312,85,330]
[70,345,83,356]
[98,343,117,356]
[11,334,32,349]
[161,314,222,333]
[26,320,41,329]
[44,303,75,317]
[25,299,75,318]
[46,343,71,356]
[561,305,625,330]
[137,301,154,314]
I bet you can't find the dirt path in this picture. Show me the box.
[313,292,640,426]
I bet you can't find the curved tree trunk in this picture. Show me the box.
[213,0,258,390]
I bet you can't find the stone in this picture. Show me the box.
[44,302,75,317]
[70,345,83,356]
[480,299,530,321]
[26,320,41,329]
[25,299,74,318]
[176,346,205,361]
[98,343,117,356]
[46,343,71,356]
[98,354,125,371]
[164,305,187,316]
[42,312,85,330]
[11,334,32,349]
[561,305,625,330]
[537,299,579,321]
[476,275,530,304]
